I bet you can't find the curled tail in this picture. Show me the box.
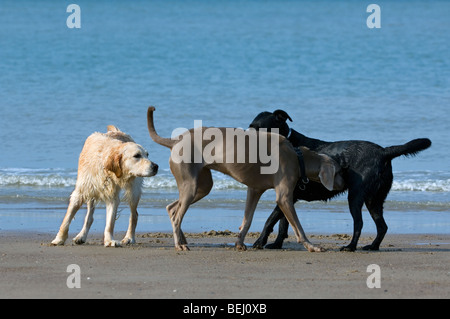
[383,138,432,160]
[147,106,177,149]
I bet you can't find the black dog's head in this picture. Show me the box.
[249,110,293,137]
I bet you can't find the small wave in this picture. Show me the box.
[0,168,76,187]
[392,179,450,192]
[0,168,247,191]
[143,173,246,190]
[1,168,449,193]
[392,171,450,193]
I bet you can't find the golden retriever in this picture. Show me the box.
[51,125,158,247]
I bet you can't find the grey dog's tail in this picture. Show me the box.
[383,138,432,160]
[147,106,177,149]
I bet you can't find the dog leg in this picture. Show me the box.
[364,199,388,251]
[166,200,188,245]
[276,187,325,252]
[168,168,213,250]
[170,200,192,251]
[122,204,138,246]
[253,205,283,249]
[266,215,289,249]
[236,188,263,251]
[73,199,95,245]
[341,191,364,252]
[104,197,121,247]
[170,179,198,251]
[51,193,83,246]
[122,193,141,246]
[122,179,144,245]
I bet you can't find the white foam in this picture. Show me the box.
[392,179,450,192]
[1,168,449,193]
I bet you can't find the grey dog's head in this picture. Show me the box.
[249,110,292,137]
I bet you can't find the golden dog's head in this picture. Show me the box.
[104,142,158,179]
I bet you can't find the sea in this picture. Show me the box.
[0,0,449,237]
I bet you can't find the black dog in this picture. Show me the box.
[250,110,431,251]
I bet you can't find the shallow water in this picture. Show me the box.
[0,1,448,235]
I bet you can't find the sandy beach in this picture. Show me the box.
[0,231,448,299]
[2,0,450,306]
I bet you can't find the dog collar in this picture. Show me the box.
[295,147,310,188]
[287,128,292,139]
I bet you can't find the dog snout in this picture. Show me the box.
[140,161,158,177]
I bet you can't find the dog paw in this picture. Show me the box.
[340,245,356,252]
[252,239,266,249]
[265,242,283,249]
[50,238,66,246]
[104,240,121,248]
[362,244,379,251]
[310,246,327,252]
[235,243,247,251]
[121,237,136,245]
[304,243,326,252]
[73,237,86,245]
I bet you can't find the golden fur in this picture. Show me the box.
[51,126,158,247]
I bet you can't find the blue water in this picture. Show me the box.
[0,1,449,235]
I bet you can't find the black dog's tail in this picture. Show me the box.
[383,138,432,160]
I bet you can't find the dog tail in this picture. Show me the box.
[383,138,432,160]
[147,106,177,149]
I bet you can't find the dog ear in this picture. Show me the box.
[273,110,293,122]
[107,125,120,132]
[318,159,335,192]
[104,147,123,178]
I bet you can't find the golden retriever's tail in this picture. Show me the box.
[147,106,177,149]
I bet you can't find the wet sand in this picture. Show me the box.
[0,231,449,299]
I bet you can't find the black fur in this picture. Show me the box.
[250,110,432,251]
